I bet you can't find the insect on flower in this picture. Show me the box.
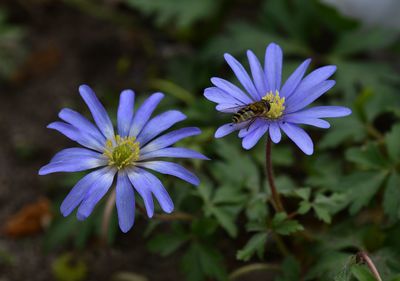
[39,85,207,232]
[204,42,352,154]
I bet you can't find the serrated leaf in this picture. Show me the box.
[346,143,389,170]
[385,124,400,163]
[208,205,238,237]
[294,188,311,200]
[383,172,400,221]
[298,201,312,214]
[313,205,331,224]
[236,232,268,261]
[351,264,376,281]
[272,213,304,235]
[344,171,388,214]
[147,233,188,257]
[213,186,247,204]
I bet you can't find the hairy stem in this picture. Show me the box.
[101,189,116,245]
[229,263,280,280]
[357,251,383,281]
[266,137,284,212]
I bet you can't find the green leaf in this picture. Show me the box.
[313,205,331,224]
[333,28,399,56]
[385,124,400,163]
[236,232,268,261]
[181,243,227,281]
[344,171,388,214]
[213,186,247,204]
[383,172,400,221]
[297,201,312,215]
[272,213,304,235]
[351,264,376,281]
[276,256,301,281]
[124,0,220,29]
[208,205,238,237]
[147,233,189,257]
[346,143,389,170]
[294,187,311,201]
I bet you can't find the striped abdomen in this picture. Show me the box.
[232,108,257,123]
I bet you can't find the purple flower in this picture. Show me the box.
[39,85,207,232]
[204,43,351,155]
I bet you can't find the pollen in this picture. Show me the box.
[103,135,140,170]
[262,90,285,119]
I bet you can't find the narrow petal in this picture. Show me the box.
[204,87,245,105]
[59,108,105,142]
[76,168,116,220]
[215,123,240,138]
[118,90,135,137]
[47,121,105,151]
[116,171,135,233]
[238,119,264,138]
[283,115,330,128]
[131,168,174,213]
[79,84,115,140]
[127,169,154,218]
[211,78,253,104]
[264,43,283,92]
[129,92,164,137]
[140,127,201,154]
[286,80,336,113]
[289,106,352,118]
[287,65,336,103]
[247,50,266,98]
[280,59,311,98]
[224,53,259,100]
[137,110,186,146]
[242,123,268,150]
[50,147,105,162]
[140,147,209,161]
[137,161,199,186]
[39,149,107,175]
[269,122,282,143]
[60,167,111,216]
[280,122,314,155]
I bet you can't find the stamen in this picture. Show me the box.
[262,90,285,119]
[103,135,140,170]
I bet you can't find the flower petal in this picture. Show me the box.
[131,167,174,213]
[290,106,352,118]
[238,119,264,138]
[127,169,154,218]
[264,43,283,92]
[224,53,259,100]
[215,123,242,138]
[280,122,313,155]
[140,147,209,161]
[284,115,330,128]
[137,110,186,146]
[247,50,266,98]
[47,121,105,151]
[60,167,111,216]
[118,90,135,137]
[211,78,253,104]
[242,123,268,150]
[49,147,105,162]
[137,161,199,186]
[269,122,282,143]
[59,108,105,142]
[140,127,201,154]
[116,171,135,233]
[129,92,164,137]
[285,80,336,113]
[287,65,336,103]
[204,87,244,105]
[280,59,311,98]
[79,84,115,140]
[76,167,116,220]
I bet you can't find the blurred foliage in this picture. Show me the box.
[5,0,398,280]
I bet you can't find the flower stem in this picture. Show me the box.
[357,251,383,281]
[229,263,280,280]
[101,189,116,245]
[266,137,284,212]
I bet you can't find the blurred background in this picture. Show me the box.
[0,0,399,281]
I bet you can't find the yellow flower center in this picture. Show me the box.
[103,135,140,170]
[262,90,285,119]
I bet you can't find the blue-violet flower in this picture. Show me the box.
[204,43,351,154]
[39,85,207,232]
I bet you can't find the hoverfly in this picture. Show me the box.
[232,100,271,124]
